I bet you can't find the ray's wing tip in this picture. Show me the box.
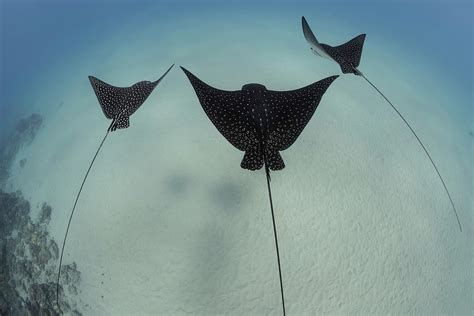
[301,16,318,45]
[357,34,367,42]
[316,75,339,90]
[179,66,195,80]
[151,64,176,86]
[320,75,339,85]
[166,63,175,72]
[88,75,99,88]
[328,75,339,86]
[161,63,175,76]
[161,63,175,79]
[301,16,308,29]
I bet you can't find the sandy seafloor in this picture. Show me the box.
[1,0,472,315]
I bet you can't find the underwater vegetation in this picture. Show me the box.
[0,112,82,314]
[50,14,465,313]
[0,190,81,315]
[1,2,470,313]
[0,113,43,188]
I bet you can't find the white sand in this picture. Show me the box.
[6,7,472,315]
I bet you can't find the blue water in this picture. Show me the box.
[1,0,472,314]
[1,1,472,139]
[2,1,472,98]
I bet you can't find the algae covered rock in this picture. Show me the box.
[0,189,82,315]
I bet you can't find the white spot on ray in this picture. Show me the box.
[181,66,338,171]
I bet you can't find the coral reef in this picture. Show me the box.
[0,190,82,315]
[19,159,27,168]
[0,113,43,187]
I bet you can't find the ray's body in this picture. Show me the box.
[301,16,462,231]
[55,64,174,308]
[182,67,338,315]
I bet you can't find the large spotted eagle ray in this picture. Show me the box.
[181,66,338,315]
[301,16,462,232]
[55,64,174,306]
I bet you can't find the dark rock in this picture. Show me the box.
[0,189,82,314]
[38,247,52,268]
[29,228,50,268]
[0,113,43,186]
[15,114,43,144]
[0,190,30,236]
[27,282,62,315]
[19,158,27,168]
[49,239,59,260]
[61,262,81,285]
[39,203,52,225]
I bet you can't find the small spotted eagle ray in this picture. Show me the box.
[55,64,174,306]
[301,16,462,232]
[181,66,338,316]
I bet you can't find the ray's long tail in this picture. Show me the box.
[56,121,114,308]
[358,71,462,232]
[264,160,286,316]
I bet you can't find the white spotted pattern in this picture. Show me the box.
[182,67,338,171]
[88,65,173,131]
[266,76,339,151]
[321,34,366,74]
[88,77,157,130]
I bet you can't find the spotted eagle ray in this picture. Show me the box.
[55,64,174,306]
[181,66,338,315]
[301,16,462,232]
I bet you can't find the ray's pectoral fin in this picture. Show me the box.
[266,75,339,151]
[333,34,366,73]
[181,66,260,152]
[241,148,264,171]
[267,150,285,171]
[88,76,125,119]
